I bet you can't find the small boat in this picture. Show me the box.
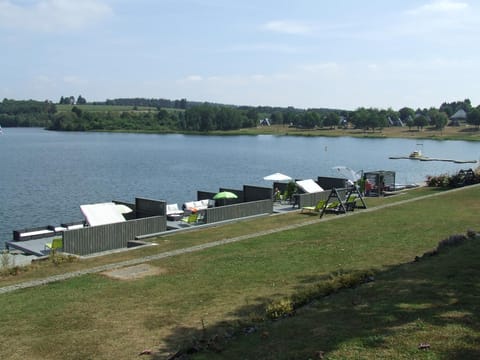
[409,150,422,158]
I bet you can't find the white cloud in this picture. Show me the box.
[262,20,313,35]
[395,0,478,41]
[225,43,299,54]
[0,0,112,32]
[407,0,469,15]
[184,75,203,82]
[300,62,341,73]
[169,55,480,110]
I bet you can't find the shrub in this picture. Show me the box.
[265,298,294,320]
[467,229,477,239]
[49,250,77,266]
[0,251,22,277]
[437,234,468,251]
[426,167,480,188]
[426,173,451,188]
[265,270,376,320]
[416,229,478,261]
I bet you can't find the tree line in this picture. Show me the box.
[2,97,480,132]
[103,97,188,110]
[0,99,56,127]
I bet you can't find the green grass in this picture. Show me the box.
[0,186,479,359]
[202,237,480,360]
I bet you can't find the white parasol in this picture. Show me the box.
[332,166,361,183]
[263,172,292,182]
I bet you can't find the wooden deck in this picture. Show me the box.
[5,236,56,257]
[6,201,291,258]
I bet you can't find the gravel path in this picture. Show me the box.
[0,185,474,295]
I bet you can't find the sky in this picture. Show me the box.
[1,0,480,110]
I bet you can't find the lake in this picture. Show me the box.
[1,127,478,247]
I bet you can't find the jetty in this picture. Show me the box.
[389,155,477,164]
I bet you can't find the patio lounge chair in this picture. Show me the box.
[182,199,213,211]
[167,203,184,216]
[324,201,342,213]
[166,203,184,220]
[344,197,357,211]
[181,213,199,224]
[45,238,63,251]
[301,200,326,214]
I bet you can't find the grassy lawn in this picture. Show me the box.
[204,237,480,360]
[0,187,439,287]
[0,186,478,359]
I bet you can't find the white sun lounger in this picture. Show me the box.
[296,179,324,193]
[80,202,126,227]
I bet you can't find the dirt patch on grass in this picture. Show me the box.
[102,263,166,280]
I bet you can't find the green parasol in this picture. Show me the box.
[213,191,238,200]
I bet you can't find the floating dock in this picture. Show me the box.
[389,156,477,164]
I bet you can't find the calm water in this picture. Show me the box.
[1,128,478,247]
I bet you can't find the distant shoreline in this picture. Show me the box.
[27,124,480,142]
[58,124,480,142]
[211,124,480,142]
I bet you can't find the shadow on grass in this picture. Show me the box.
[153,239,480,359]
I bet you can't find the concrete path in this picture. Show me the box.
[0,185,476,295]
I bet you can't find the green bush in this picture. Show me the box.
[265,298,295,320]
[426,167,480,188]
[49,250,77,266]
[266,270,376,320]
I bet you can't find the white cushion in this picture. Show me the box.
[166,203,184,215]
[296,179,324,193]
[80,202,126,226]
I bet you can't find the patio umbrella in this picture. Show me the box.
[332,166,361,183]
[213,191,238,206]
[213,191,238,200]
[263,172,292,182]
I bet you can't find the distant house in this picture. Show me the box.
[450,109,467,126]
[260,118,271,126]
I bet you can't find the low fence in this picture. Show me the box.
[243,185,272,202]
[295,190,332,208]
[294,188,348,208]
[203,199,273,224]
[63,215,167,256]
[196,185,272,207]
[197,191,217,201]
[135,197,166,218]
[317,176,348,190]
